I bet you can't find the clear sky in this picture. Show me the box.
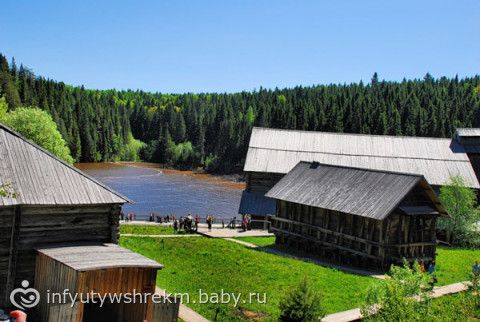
[0,0,478,93]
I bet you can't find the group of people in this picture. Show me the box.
[173,214,201,233]
[148,213,173,223]
[120,211,135,222]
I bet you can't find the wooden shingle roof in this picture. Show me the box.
[265,162,446,220]
[244,127,480,188]
[0,123,130,206]
[37,243,162,271]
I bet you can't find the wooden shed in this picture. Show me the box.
[265,162,448,270]
[34,243,166,322]
[0,124,172,321]
[239,127,480,221]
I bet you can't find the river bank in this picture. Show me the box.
[75,162,244,220]
[76,162,246,190]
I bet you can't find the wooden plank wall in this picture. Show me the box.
[35,253,160,322]
[34,253,79,322]
[76,267,158,322]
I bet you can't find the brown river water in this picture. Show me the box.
[76,163,244,220]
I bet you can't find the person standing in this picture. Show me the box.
[195,215,200,232]
[207,215,212,231]
[173,219,178,232]
[473,261,480,276]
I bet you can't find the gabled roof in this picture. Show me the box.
[265,162,446,220]
[37,243,162,271]
[0,123,130,206]
[244,127,480,188]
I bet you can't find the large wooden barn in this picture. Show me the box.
[239,127,480,220]
[266,161,448,270]
[0,124,174,321]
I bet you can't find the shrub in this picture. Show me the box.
[278,276,324,322]
[361,260,433,321]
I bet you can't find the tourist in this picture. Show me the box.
[207,215,212,231]
[120,211,125,221]
[428,260,437,284]
[242,216,248,232]
[419,260,426,273]
[473,261,480,277]
[149,213,154,222]
[195,215,200,232]
[179,217,184,231]
[173,219,178,232]
[229,216,236,229]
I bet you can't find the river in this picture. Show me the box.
[76,163,244,220]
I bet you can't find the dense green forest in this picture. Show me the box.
[1,53,480,173]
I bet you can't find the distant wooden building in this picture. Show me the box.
[239,127,480,221]
[266,162,448,270]
[0,124,173,321]
[455,128,480,181]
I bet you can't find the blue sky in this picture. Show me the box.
[0,0,478,93]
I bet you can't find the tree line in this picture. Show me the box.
[1,53,480,173]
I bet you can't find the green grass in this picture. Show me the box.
[120,236,379,320]
[431,292,480,321]
[234,236,276,247]
[237,236,480,286]
[435,246,480,285]
[119,224,177,235]
[119,234,480,320]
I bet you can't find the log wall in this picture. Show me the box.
[0,204,121,309]
[271,200,438,270]
[246,172,284,193]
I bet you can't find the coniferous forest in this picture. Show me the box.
[1,53,480,173]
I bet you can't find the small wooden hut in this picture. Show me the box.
[0,124,173,321]
[266,162,448,270]
[239,127,480,222]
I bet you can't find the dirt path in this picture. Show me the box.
[322,282,469,322]
[121,233,201,238]
[155,287,210,322]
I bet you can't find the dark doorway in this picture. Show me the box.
[83,300,120,322]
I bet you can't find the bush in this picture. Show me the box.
[361,260,433,321]
[438,176,480,247]
[278,277,324,322]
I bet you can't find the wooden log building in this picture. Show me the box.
[266,161,448,270]
[0,124,173,321]
[239,127,480,221]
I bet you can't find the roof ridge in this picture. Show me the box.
[252,126,453,141]
[0,123,131,204]
[297,161,425,178]
[249,146,469,162]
